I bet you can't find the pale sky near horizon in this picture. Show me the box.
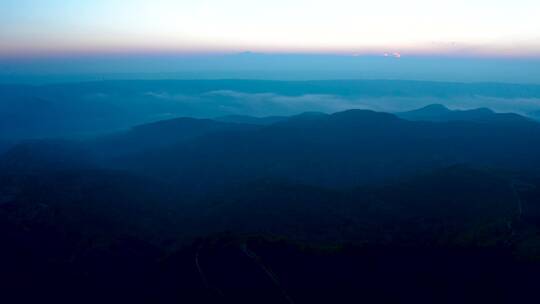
[1,0,540,58]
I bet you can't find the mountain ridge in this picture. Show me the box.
[397,104,533,124]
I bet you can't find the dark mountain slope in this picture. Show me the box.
[114,109,540,190]
[3,107,540,192]
[89,117,259,159]
[0,140,96,173]
[0,165,532,249]
[1,165,540,303]
[190,166,519,244]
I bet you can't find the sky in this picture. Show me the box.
[1,0,540,84]
[1,0,539,57]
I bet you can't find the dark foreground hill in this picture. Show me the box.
[2,106,540,303]
[1,166,540,303]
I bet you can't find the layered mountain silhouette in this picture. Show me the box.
[2,104,540,303]
[92,107,540,190]
[3,79,540,140]
[398,104,533,124]
[3,106,540,186]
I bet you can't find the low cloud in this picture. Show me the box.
[142,90,540,118]
[203,90,367,116]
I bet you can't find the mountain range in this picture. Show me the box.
[2,79,540,140]
[2,103,540,303]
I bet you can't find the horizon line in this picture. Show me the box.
[2,49,540,60]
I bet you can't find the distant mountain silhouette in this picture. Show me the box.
[530,110,540,121]
[214,115,288,125]
[3,80,540,140]
[214,112,327,126]
[397,104,532,124]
